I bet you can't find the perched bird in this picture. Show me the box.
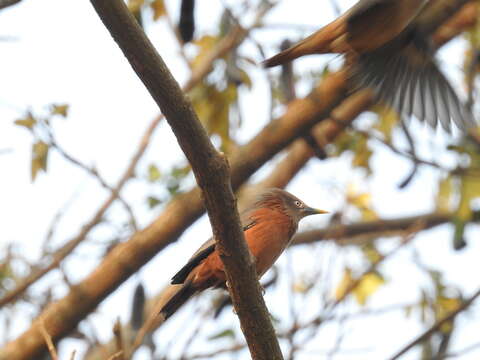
[159,188,327,320]
[263,0,475,132]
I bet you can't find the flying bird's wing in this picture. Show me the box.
[350,32,475,131]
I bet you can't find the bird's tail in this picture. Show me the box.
[263,18,345,68]
[159,281,197,320]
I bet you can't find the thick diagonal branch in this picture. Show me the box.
[89,1,284,359]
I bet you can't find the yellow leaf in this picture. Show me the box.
[293,281,309,293]
[361,208,378,221]
[437,296,461,313]
[346,184,378,220]
[190,81,236,149]
[150,0,166,20]
[148,164,162,182]
[14,114,36,129]
[457,176,480,220]
[436,176,453,213]
[191,36,218,71]
[373,104,399,141]
[353,272,385,306]
[436,296,461,333]
[128,0,144,13]
[347,188,371,209]
[51,104,69,118]
[334,268,354,301]
[31,141,49,181]
[362,244,383,265]
[351,136,372,171]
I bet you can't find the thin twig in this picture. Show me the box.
[183,343,246,360]
[328,222,422,308]
[113,319,125,360]
[46,129,138,231]
[439,340,480,359]
[107,351,125,360]
[0,116,161,308]
[389,287,480,360]
[39,320,58,360]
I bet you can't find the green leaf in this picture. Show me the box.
[167,182,180,196]
[171,165,190,179]
[147,164,162,182]
[452,217,467,250]
[147,196,162,209]
[208,328,235,341]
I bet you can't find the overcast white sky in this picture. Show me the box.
[1,0,480,359]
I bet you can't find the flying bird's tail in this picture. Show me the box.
[159,281,197,320]
[263,18,346,68]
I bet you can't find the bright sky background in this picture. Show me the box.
[1,0,480,359]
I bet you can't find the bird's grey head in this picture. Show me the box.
[255,188,328,224]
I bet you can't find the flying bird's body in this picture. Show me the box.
[263,0,475,132]
[158,188,327,320]
[263,0,426,66]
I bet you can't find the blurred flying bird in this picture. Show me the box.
[263,0,475,132]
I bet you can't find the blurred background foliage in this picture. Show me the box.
[2,0,480,359]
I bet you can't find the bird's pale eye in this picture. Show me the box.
[294,200,304,208]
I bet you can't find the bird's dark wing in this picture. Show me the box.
[170,219,257,285]
[171,241,216,284]
[350,32,475,131]
[346,0,393,32]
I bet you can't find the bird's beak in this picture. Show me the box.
[303,207,329,216]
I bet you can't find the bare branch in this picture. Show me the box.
[89,0,283,359]
[389,286,480,360]
[112,319,125,360]
[293,212,452,246]
[0,0,20,11]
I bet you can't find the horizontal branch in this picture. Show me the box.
[293,212,451,246]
